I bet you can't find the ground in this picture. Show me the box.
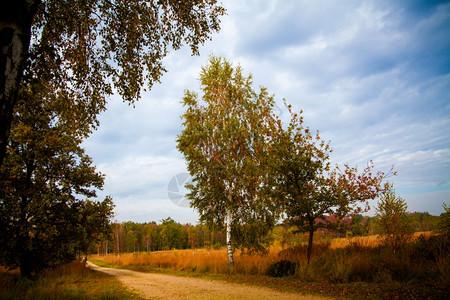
[87,262,332,300]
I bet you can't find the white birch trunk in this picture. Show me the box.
[0,1,39,166]
[226,207,234,271]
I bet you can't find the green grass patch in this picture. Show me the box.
[0,261,143,300]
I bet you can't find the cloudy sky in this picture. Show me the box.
[83,0,450,224]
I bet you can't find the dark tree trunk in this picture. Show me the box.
[0,0,40,166]
[306,228,314,265]
[19,254,33,278]
[18,160,35,278]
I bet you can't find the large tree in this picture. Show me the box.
[177,56,278,270]
[270,105,389,264]
[0,77,112,277]
[0,0,225,166]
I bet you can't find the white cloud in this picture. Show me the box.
[98,155,186,197]
[83,0,450,223]
[112,196,198,224]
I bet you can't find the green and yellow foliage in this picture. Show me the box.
[438,202,450,237]
[376,186,414,251]
[177,56,279,268]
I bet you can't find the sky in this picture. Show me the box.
[82,0,450,224]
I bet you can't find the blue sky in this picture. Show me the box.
[83,0,450,224]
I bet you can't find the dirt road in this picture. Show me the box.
[87,262,333,300]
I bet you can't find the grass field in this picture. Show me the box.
[329,230,434,248]
[0,261,142,300]
[2,233,446,299]
[90,231,435,276]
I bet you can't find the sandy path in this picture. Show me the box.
[87,262,333,300]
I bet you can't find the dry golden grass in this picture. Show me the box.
[330,231,434,249]
[330,235,380,249]
[94,247,282,275]
[90,232,448,299]
[93,232,437,277]
[0,266,19,275]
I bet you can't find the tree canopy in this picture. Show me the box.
[0,0,226,166]
[0,79,114,277]
[270,105,388,263]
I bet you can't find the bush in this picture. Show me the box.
[212,242,222,250]
[380,254,416,282]
[408,234,450,263]
[349,254,375,282]
[267,259,297,277]
[437,203,450,237]
[278,242,331,262]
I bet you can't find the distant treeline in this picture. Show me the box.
[93,212,440,255]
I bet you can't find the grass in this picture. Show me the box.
[90,256,448,299]
[91,247,279,275]
[0,261,143,300]
[329,231,434,249]
[91,232,449,299]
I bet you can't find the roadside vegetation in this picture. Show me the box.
[91,231,449,299]
[0,261,142,300]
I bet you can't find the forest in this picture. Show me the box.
[95,212,440,255]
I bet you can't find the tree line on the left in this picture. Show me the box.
[99,218,228,255]
[0,0,226,278]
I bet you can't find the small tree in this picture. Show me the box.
[376,185,414,251]
[271,106,387,264]
[350,214,368,236]
[437,203,450,237]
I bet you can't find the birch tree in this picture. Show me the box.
[177,56,278,270]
